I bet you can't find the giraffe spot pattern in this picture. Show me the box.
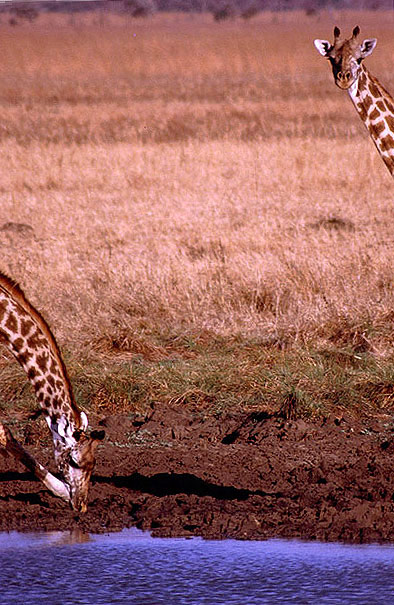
[387,116,394,133]
[12,337,24,350]
[0,300,8,321]
[356,102,367,121]
[5,312,18,333]
[387,101,394,114]
[381,135,394,151]
[20,318,34,337]
[358,72,367,89]
[26,333,45,349]
[364,97,374,112]
[346,61,394,176]
[369,81,381,99]
[374,121,387,136]
[0,290,77,436]
[369,108,381,122]
[27,367,37,381]
[36,352,49,371]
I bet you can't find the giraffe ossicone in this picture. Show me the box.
[314,26,394,177]
[0,272,104,512]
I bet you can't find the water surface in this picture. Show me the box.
[1,529,394,604]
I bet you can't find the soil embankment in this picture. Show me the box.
[1,404,394,542]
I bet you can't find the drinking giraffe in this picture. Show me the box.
[0,272,104,512]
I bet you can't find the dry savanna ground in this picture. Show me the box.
[0,10,393,426]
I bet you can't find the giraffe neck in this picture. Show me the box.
[347,64,394,177]
[0,273,86,448]
[0,272,102,512]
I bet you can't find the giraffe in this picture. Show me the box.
[0,272,104,512]
[314,26,394,177]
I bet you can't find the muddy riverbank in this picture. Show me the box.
[1,403,394,543]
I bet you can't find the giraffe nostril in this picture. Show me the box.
[336,71,351,85]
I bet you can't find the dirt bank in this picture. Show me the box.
[1,403,394,543]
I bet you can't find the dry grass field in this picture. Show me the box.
[0,10,393,421]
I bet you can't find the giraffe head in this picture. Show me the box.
[54,424,105,513]
[314,26,377,90]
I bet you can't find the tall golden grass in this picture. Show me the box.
[0,10,393,418]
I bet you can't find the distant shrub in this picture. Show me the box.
[10,5,39,23]
[123,0,157,17]
[240,2,261,18]
[210,2,236,20]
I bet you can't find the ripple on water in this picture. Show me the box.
[1,530,394,604]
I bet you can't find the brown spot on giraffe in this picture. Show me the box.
[369,81,381,99]
[21,349,33,362]
[50,360,62,378]
[12,337,24,350]
[387,116,394,132]
[0,300,8,321]
[34,378,45,391]
[363,95,373,112]
[380,135,394,151]
[357,71,367,89]
[21,318,34,337]
[26,333,42,349]
[5,312,18,333]
[27,367,38,381]
[369,108,380,122]
[43,396,52,408]
[373,121,386,136]
[356,103,367,121]
[36,352,49,372]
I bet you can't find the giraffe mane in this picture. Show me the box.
[0,271,83,428]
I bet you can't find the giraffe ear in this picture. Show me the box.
[79,411,89,431]
[359,38,377,58]
[314,39,332,57]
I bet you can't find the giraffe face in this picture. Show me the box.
[314,26,377,91]
[56,430,105,513]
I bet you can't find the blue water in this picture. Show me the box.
[1,529,394,604]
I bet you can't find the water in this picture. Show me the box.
[1,530,394,604]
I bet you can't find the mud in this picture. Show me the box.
[2,403,394,542]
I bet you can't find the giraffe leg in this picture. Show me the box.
[0,422,70,503]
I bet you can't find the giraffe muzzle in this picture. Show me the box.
[335,70,353,89]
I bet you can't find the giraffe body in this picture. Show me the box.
[314,26,394,177]
[0,272,104,512]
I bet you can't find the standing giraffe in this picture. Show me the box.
[314,26,394,177]
[0,272,104,512]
